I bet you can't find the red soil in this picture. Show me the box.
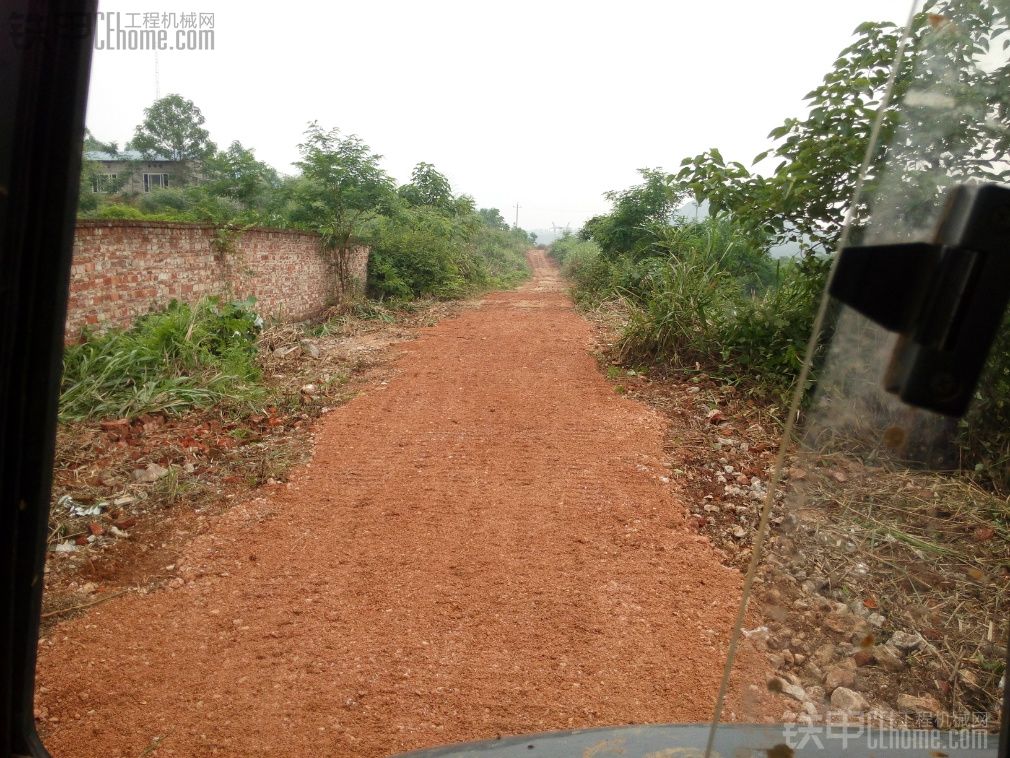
[36,251,767,757]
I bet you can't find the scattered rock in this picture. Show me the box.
[853,649,875,667]
[775,679,808,703]
[888,631,923,653]
[743,626,770,650]
[813,643,836,667]
[300,341,321,359]
[896,693,942,717]
[823,614,853,634]
[866,613,886,627]
[731,525,747,539]
[872,644,906,672]
[300,383,318,396]
[830,687,868,713]
[824,660,857,692]
[133,462,169,483]
[803,662,824,682]
[805,685,826,703]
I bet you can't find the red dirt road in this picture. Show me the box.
[37,252,765,756]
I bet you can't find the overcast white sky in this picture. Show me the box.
[85,0,915,231]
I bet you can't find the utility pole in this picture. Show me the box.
[513,202,520,230]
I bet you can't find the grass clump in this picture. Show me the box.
[552,217,827,398]
[60,297,266,421]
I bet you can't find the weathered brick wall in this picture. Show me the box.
[66,221,368,340]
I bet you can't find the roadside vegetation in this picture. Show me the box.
[552,218,824,398]
[79,106,532,305]
[52,102,534,569]
[550,1,1010,725]
[553,0,1010,490]
[70,108,531,423]
[60,298,265,422]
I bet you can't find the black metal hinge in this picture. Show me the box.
[829,183,1010,417]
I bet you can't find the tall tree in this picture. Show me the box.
[203,141,279,209]
[580,168,680,259]
[294,122,395,288]
[131,93,217,163]
[83,128,119,155]
[398,162,454,212]
[478,207,509,230]
[675,1,1010,252]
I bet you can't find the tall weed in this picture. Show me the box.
[61,297,265,421]
[555,217,825,397]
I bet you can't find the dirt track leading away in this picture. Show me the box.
[37,251,766,757]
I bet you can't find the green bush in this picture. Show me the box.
[94,204,146,220]
[367,207,469,299]
[136,187,191,215]
[557,216,826,397]
[366,207,529,300]
[648,217,777,296]
[551,234,615,304]
[60,297,265,421]
[472,225,532,289]
[137,187,248,223]
[717,256,826,384]
[618,251,736,366]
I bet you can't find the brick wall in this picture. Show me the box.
[66,221,368,340]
